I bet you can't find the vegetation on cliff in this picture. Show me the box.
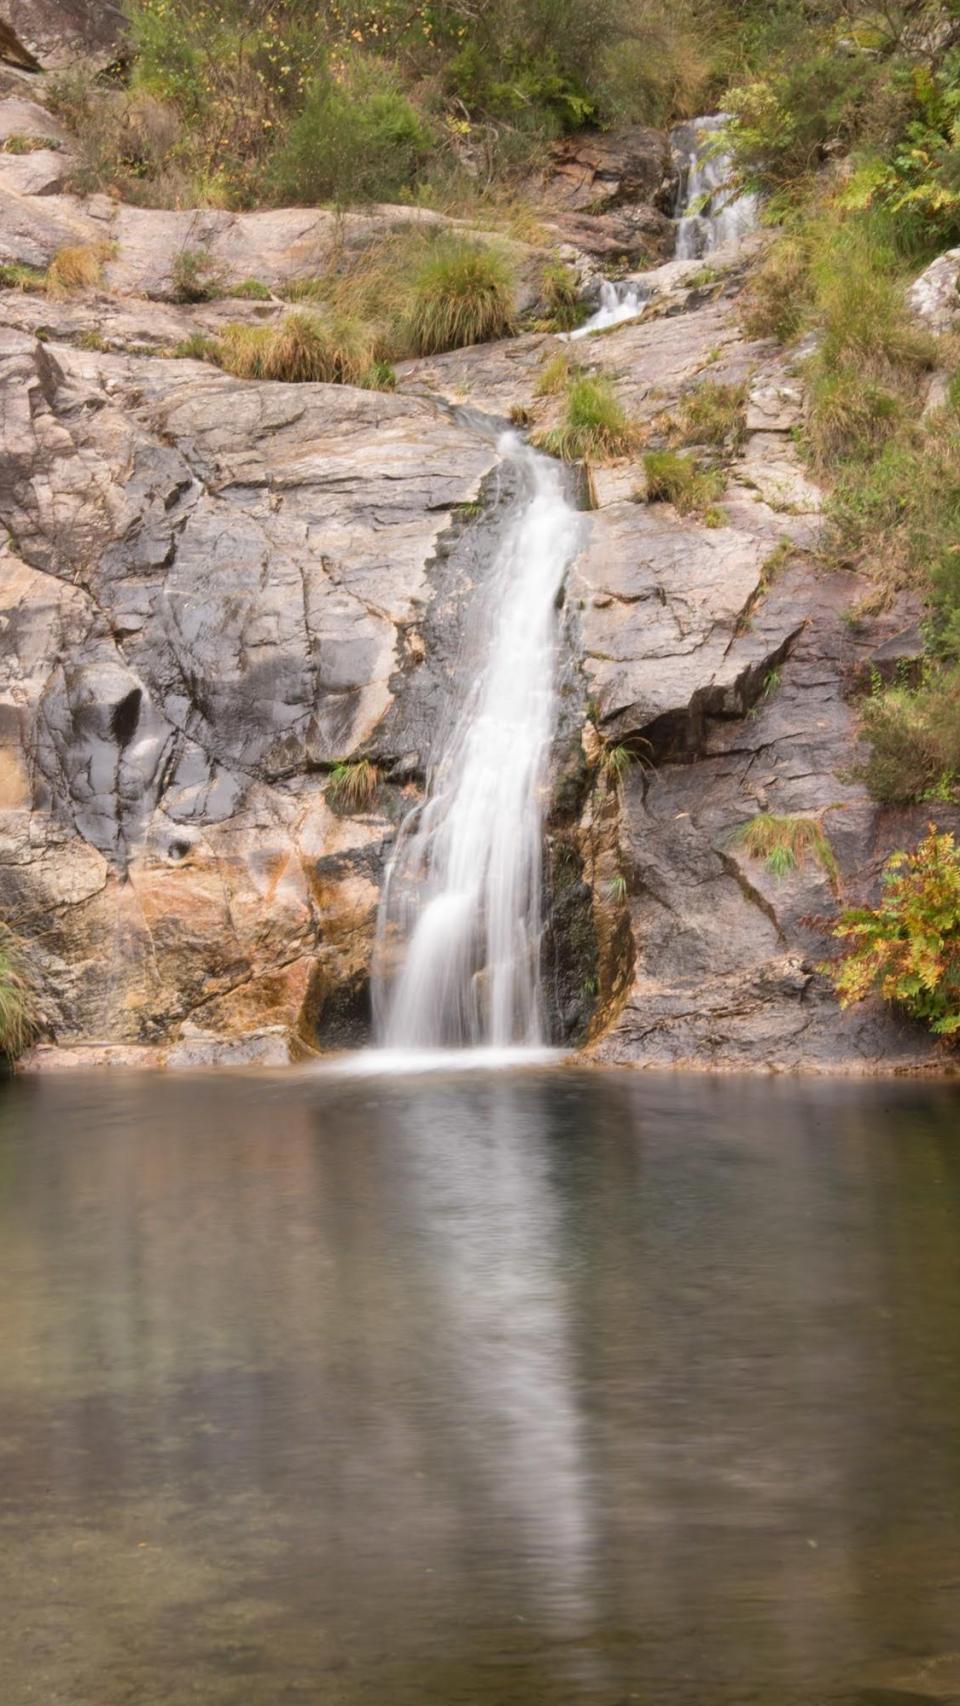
[826,827,960,1036]
[723,0,960,809]
[0,926,39,1064]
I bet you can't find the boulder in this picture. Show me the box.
[1,0,127,70]
[906,247,960,333]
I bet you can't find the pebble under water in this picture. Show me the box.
[1,1067,959,1705]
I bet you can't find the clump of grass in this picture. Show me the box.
[856,665,960,806]
[671,379,747,451]
[0,925,39,1062]
[169,331,221,363]
[740,233,813,343]
[229,278,273,301]
[0,262,48,292]
[539,260,584,332]
[535,350,578,396]
[644,448,725,515]
[734,812,838,884]
[170,246,224,303]
[535,374,638,463]
[1,133,57,154]
[328,759,379,811]
[402,238,516,357]
[47,242,113,298]
[217,311,390,388]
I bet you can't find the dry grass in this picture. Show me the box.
[328,759,379,811]
[0,924,39,1061]
[734,812,838,884]
[47,242,114,298]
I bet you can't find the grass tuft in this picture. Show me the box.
[734,812,838,884]
[47,242,113,297]
[644,448,725,515]
[402,238,516,357]
[0,925,39,1062]
[535,374,638,463]
[328,759,379,811]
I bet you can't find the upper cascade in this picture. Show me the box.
[671,113,759,260]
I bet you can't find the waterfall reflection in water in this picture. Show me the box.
[1,1069,960,1705]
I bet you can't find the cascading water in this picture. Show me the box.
[672,113,759,260]
[569,278,649,340]
[373,435,582,1052]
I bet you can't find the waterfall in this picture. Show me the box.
[373,435,582,1051]
[569,278,649,340]
[673,114,759,261]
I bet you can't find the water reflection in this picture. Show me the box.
[0,1070,959,1704]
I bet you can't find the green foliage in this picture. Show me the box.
[170,245,223,302]
[856,665,960,805]
[644,448,725,514]
[539,261,584,331]
[535,374,638,462]
[535,349,578,396]
[0,925,39,1062]
[403,238,516,356]
[169,331,221,362]
[670,379,747,450]
[741,231,814,341]
[229,278,273,300]
[825,825,960,1036]
[0,262,48,292]
[328,758,379,810]
[270,57,432,206]
[735,812,839,884]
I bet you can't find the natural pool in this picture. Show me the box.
[1,1067,959,1705]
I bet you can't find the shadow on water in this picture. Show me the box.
[0,1068,959,1704]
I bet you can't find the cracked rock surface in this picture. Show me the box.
[0,114,953,1069]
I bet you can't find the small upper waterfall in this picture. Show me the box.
[570,278,650,340]
[373,436,583,1051]
[672,114,759,260]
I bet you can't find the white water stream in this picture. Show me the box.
[373,437,582,1051]
[673,114,759,260]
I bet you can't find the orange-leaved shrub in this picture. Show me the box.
[824,825,960,1037]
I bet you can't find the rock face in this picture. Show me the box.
[0,89,953,1071]
[1,0,127,69]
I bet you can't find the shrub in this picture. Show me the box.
[0,925,39,1062]
[734,812,838,883]
[270,58,431,207]
[170,246,224,302]
[328,759,379,811]
[644,448,725,514]
[47,243,113,297]
[825,825,960,1037]
[535,374,638,462]
[856,665,960,805]
[403,238,516,356]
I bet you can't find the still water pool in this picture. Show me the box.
[1,1067,959,1705]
